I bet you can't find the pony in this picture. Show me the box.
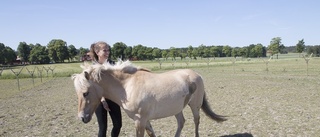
[71,60,227,137]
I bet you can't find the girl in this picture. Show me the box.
[89,41,122,137]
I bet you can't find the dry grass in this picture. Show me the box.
[1,58,320,136]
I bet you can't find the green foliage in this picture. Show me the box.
[112,42,127,60]
[296,39,305,53]
[132,44,147,60]
[68,45,78,61]
[187,45,193,58]
[124,46,133,60]
[162,50,168,60]
[307,45,320,57]
[5,37,320,63]
[79,47,89,56]
[47,39,69,63]
[0,43,17,64]
[29,44,50,64]
[4,46,16,64]
[192,48,198,59]
[152,48,161,59]
[222,45,232,57]
[17,42,31,63]
[268,37,282,55]
[169,47,177,60]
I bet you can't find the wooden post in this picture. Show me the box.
[302,53,313,76]
[43,66,50,77]
[157,59,163,69]
[205,58,212,67]
[184,58,191,68]
[10,66,25,91]
[261,56,273,74]
[231,57,236,74]
[26,67,36,87]
[0,67,4,76]
[37,66,44,82]
[48,66,55,77]
[171,60,176,69]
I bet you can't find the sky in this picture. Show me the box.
[1,0,319,50]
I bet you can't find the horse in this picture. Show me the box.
[71,60,227,137]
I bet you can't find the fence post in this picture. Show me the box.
[48,66,55,77]
[43,66,50,77]
[37,66,44,82]
[261,56,273,74]
[26,67,36,87]
[302,53,313,76]
[0,67,4,76]
[10,66,25,91]
[157,59,163,69]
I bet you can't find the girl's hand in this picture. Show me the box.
[101,98,111,111]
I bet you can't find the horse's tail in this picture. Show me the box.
[201,92,227,122]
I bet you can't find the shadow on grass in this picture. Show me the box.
[220,132,253,137]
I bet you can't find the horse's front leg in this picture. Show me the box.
[174,112,185,137]
[145,120,156,137]
[135,119,146,137]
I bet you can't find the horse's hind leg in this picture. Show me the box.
[190,105,201,137]
[174,112,185,137]
[145,120,156,137]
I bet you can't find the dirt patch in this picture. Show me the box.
[1,68,320,136]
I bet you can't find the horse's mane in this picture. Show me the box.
[81,60,150,82]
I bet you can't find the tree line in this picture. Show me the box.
[0,37,317,65]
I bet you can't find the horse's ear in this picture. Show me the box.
[84,71,90,80]
[71,74,77,81]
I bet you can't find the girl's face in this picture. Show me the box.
[96,44,110,60]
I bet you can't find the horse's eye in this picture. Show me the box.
[83,92,89,97]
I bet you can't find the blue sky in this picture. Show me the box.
[1,0,319,50]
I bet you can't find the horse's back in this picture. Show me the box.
[126,69,203,119]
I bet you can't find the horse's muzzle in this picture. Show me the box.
[81,117,91,123]
[79,112,91,123]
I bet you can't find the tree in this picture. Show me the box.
[197,44,206,59]
[17,42,31,63]
[29,44,50,64]
[47,39,68,62]
[231,47,240,57]
[152,48,161,60]
[113,42,127,60]
[169,47,177,60]
[307,45,320,57]
[162,50,169,60]
[252,43,265,57]
[238,47,248,57]
[187,45,193,59]
[57,44,69,62]
[222,45,232,57]
[0,43,17,64]
[296,39,305,57]
[203,48,210,58]
[0,43,5,64]
[68,45,77,62]
[268,37,282,58]
[124,46,132,60]
[192,48,199,59]
[145,47,154,60]
[79,47,89,56]
[210,46,221,57]
[132,44,147,60]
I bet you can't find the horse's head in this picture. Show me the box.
[71,71,103,123]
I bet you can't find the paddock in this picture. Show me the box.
[1,59,320,136]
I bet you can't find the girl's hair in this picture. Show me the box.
[89,41,111,62]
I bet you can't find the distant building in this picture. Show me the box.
[12,56,22,65]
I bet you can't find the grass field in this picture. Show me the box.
[1,53,320,136]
